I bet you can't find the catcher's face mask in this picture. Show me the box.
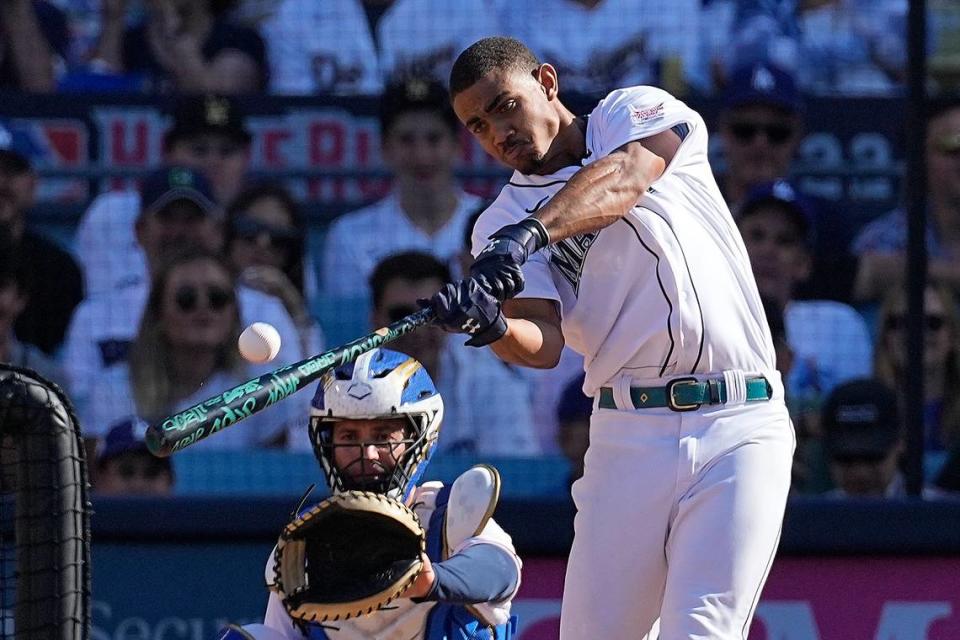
[309,349,443,501]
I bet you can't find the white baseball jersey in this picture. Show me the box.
[377,0,503,85]
[499,0,705,94]
[262,0,383,95]
[260,481,520,639]
[63,281,307,438]
[322,190,483,298]
[472,85,776,397]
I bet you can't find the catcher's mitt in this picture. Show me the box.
[273,490,426,623]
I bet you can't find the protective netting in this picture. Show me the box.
[0,365,90,640]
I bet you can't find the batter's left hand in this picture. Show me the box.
[419,278,507,347]
[471,218,549,300]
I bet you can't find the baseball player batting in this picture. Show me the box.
[423,37,795,639]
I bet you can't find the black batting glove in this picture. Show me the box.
[419,278,507,347]
[471,218,550,301]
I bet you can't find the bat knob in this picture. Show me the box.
[144,423,171,458]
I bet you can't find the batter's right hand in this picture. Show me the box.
[419,278,507,347]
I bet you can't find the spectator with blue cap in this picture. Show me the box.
[94,417,174,496]
[718,62,804,210]
[738,180,874,455]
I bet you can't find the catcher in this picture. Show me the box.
[220,348,521,639]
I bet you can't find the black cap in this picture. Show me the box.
[723,63,802,114]
[379,78,459,135]
[139,166,217,219]
[164,95,252,148]
[822,379,901,458]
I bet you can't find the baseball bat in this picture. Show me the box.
[145,307,435,457]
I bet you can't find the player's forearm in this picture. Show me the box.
[416,544,519,605]
[489,316,564,369]
[533,145,665,244]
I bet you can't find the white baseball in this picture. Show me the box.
[238,322,282,364]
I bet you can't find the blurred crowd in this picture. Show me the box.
[4,0,960,97]
[1,0,959,502]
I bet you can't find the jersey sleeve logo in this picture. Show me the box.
[630,102,665,126]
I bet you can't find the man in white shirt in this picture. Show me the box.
[75,95,254,296]
[322,78,483,299]
[64,166,304,438]
[426,36,794,639]
[367,251,540,457]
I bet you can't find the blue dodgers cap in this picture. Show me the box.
[98,417,153,465]
[723,63,802,113]
[139,165,218,219]
[738,179,814,243]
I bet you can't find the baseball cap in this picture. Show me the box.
[163,95,252,148]
[379,77,459,135]
[821,379,901,458]
[738,180,813,242]
[723,63,802,114]
[97,417,154,465]
[139,166,218,219]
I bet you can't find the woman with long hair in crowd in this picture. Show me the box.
[874,280,960,453]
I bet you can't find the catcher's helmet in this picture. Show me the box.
[309,349,443,501]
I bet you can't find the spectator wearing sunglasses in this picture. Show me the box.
[86,249,300,449]
[821,378,908,499]
[94,417,174,496]
[852,99,960,302]
[720,63,858,302]
[75,95,254,298]
[349,251,539,457]
[64,167,304,443]
[874,281,960,454]
[322,78,484,300]
[225,182,323,356]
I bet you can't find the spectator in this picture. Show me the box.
[359,251,540,457]
[737,181,873,414]
[94,417,174,496]
[873,281,960,453]
[724,0,906,96]
[720,65,858,302]
[87,249,299,447]
[94,0,267,93]
[0,0,67,92]
[64,166,304,438]
[322,78,483,298]
[499,0,703,96]
[261,0,381,95]
[377,0,501,85]
[0,135,84,355]
[225,182,324,355]
[853,98,960,302]
[556,374,592,486]
[821,378,906,498]
[718,63,804,209]
[0,233,66,387]
[75,94,254,297]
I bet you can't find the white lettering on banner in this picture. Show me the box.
[875,602,952,640]
[92,601,252,640]
[753,602,822,640]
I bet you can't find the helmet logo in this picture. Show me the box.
[347,382,373,399]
